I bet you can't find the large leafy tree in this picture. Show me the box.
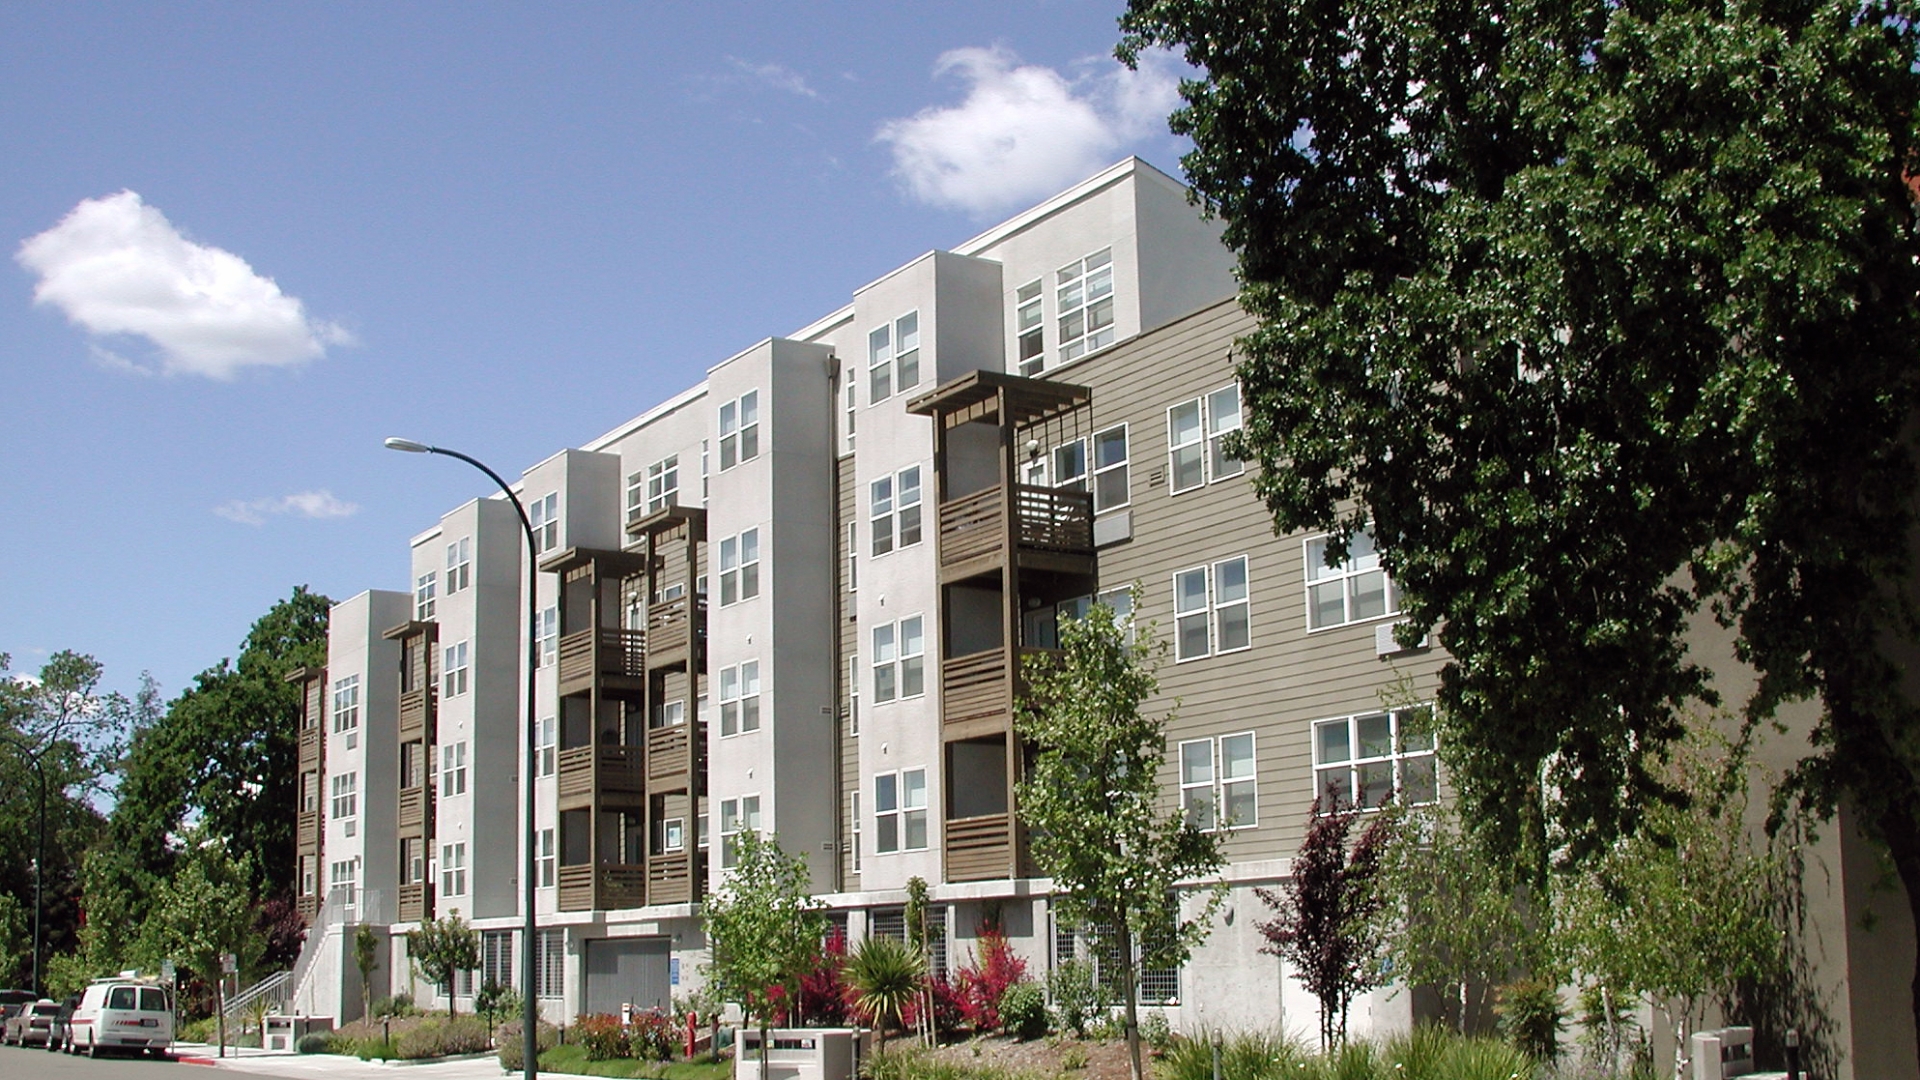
[703,830,825,1079]
[1121,0,1920,1057]
[1016,599,1223,1080]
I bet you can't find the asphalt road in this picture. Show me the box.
[0,1044,201,1078]
[0,1044,509,1080]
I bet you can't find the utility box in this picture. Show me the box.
[1689,1027,1755,1080]
[263,1015,333,1053]
[735,1028,865,1080]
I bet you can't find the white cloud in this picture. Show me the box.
[17,190,353,379]
[876,46,1187,216]
[727,57,819,99]
[214,490,360,526]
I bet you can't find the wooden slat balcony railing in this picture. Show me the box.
[645,722,702,787]
[939,487,1004,567]
[398,688,431,738]
[944,813,1013,882]
[296,893,320,921]
[647,851,696,905]
[556,745,646,801]
[557,627,648,690]
[941,647,1057,731]
[296,809,321,848]
[298,726,321,765]
[397,882,433,923]
[646,598,706,664]
[397,786,428,832]
[556,746,597,800]
[558,863,648,912]
[1011,484,1093,551]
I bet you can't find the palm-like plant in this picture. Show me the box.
[842,935,923,1047]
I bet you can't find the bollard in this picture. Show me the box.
[1786,1029,1801,1080]
[1211,1031,1223,1080]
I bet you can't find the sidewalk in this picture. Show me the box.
[172,1042,508,1079]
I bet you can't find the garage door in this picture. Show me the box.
[583,937,671,1016]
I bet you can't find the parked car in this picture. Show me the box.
[4,1000,60,1047]
[65,978,173,1058]
[0,990,35,1043]
[44,995,80,1052]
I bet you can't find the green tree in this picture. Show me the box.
[842,935,922,1048]
[1120,0,1920,1059]
[136,829,263,1050]
[1015,599,1224,1080]
[354,923,380,1022]
[407,911,479,1017]
[703,830,825,1080]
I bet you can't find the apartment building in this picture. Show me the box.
[285,157,1911,1071]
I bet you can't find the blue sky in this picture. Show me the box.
[1,3,1195,702]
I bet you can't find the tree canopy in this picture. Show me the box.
[703,830,825,1076]
[1121,0,1920,1052]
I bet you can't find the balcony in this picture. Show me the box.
[558,862,647,912]
[938,484,1093,582]
[398,688,431,739]
[944,812,1028,882]
[296,809,321,851]
[397,882,433,924]
[647,851,697,905]
[645,722,702,788]
[296,893,320,921]
[556,627,648,699]
[645,597,706,672]
[940,647,1057,740]
[298,725,321,765]
[398,785,429,832]
[556,745,646,808]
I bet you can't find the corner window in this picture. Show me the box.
[536,605,558,667]
[415,572,437,620]
[1016,279,1045,376]
[869,466,923,556]
[718,528,761,605]
[719,391,761,471]
[843,377,858,453]
[1057,248,1115,362]
[529,492,559,553]
[868,311,921,403]
[719,660,762,737]
[331,675,360,751]
[874,768,928,853]
[1179,733,1257,831]
[1313,709,1437,810]
[871,616,924,704]
[445,537,472,594]
[1305,531,1399,629]
[442,640,470,697]
[1173,555,1251,661]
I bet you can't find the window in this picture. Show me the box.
[402,837,425,885]
[535,929,564,999]
[1055,920,1179,1005]
[652,699,685,730]
[849,791,862,872]
[330,772,357,835]
[300,855,316,897]
[300,773,318,812]
[871,616,924,703]
[846,522,858,592]
[843,376,858,453]
[1207,384,1245,479]
[874,768,928,853]
[1092,425,1129,512]
[719,391,760,470]
[441,741,467,797]
[1315,708,1438,811]
[869,467,923,555]
[538,717,557,777]
[536,605,558,667]
[654,816,686,853]
[867,311,921,402]
[847,654,860,736]
[330,859,357,895]
[332,675,360,750]
[720,795,761,868]
[1306,531,1399,629]
[529,492,558,553]
[415,572,437,620]
[1180,733,1257,831]
[446,537,472,593]
[647,456,679,513]
[1173,556,1251,661]
[1168,386,1245,494]
[1016,279,1045,376]
[1057,248,1115,363]
[1053,439,1087,492]
[718,528,761,605]
[441,842,467,897]
[539,828,556,887]
[483,930,515,991]
[442,640,470,697]
[1167,399,1205,493]
[719,661,761,737]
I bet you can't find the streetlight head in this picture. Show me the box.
[384,437,431,454]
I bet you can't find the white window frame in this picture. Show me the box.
[331,675,360,751]
[330,772,358,833]
[1179,732,1257,832]
[1016,279,1046,376]
[537,717,557,778]
[873,768,928,854]
[718,660,761,737]
[441,842,467,897]
[415,571,437,620]
[536,605,558,667]
[1173,555,1251,662]
[1056,248,1115,363]
[1092,424,1129,513]
[847,653,860,737]
[529,492,559,553]
[646,455,680,514]
[869,466,923,556]
[1304,531,1400,630]
[843,376,858,453]
[539,828,556,888]
[441,741,468,797]
[535,929,564,999]
[867,310,921,403]
[718,391,760,471]
[1207,384,1245,480]
[849,790,862,872]
[442,640,470,697]
[720,795,761,869]
[846,521,859,592]
[718,527,761,606]
[871,615,924,704]
[1168,385,1245,495]
[1312,708,1438,811]
[445,537,472,593]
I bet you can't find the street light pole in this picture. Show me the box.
[386,437,542,1080]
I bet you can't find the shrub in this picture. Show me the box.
[1140,1011,1174,1054]
[575,1012,634,1060]
[1495,977,1564,1063]
[844,935,925,1043]
[1059,1043,1089,1071]
[354,1036,399,1061]
[902,973,966,1035]
[475,983,524,1030]
[395,1015,493,1059]
[1158,1030,1311,1080]
[370,993,417,1018]
[295,1031,336,1054]
[495,1018,560,1072]
[1046,960,1101,1039]
[859,1044,1031,1080]
[997,983,1048,1041]
[954,926,1029,1032]
[797,926,852,1026]
[630,1009,676,1061]
[179,1016,218,1044]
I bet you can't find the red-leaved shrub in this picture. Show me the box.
[955,927,1030,1032]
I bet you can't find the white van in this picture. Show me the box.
[66,976,174,1057]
